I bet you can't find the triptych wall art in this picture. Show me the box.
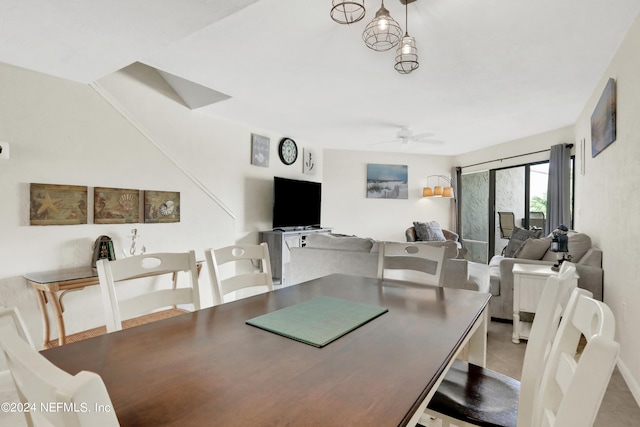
[30,183,180,226]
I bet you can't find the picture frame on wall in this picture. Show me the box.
[29,183,88,225]
[144,190,180,223]
[591,78,616,157]
[366,164,408,199]
[251,133,270,167]
[94,187,140,224]
[303,148,317,175]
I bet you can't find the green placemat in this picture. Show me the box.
[246,296,388,347]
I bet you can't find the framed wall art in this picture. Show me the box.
[94,187,140,224]
[251,133,270,167]
[591,78,616,157]
[144,190,180,223]
[303,148,317,175]
[366,164,408,199]
[30,183,88,225]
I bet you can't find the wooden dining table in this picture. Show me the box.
[41,274,490,427]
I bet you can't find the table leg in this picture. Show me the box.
[32,288,51,349]
[46,290,67,347]
[467,306,488,368]
[409,305,489,426]
[512,310,521,343]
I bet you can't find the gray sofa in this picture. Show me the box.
[488,230,603,320]
[289,233,490,292]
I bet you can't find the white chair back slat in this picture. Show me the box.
[377,243,446,287]
[205,243,274,305]
[97,251,201,332]
[0,309,120,426]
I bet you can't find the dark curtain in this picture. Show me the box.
[453,167,461,236]
[546,144,571,234]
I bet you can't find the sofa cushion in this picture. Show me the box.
[504,227,543,258]
[541,232,592,262]
[515,236,553,260]
[413,221,446,241]
[304,233,373,252]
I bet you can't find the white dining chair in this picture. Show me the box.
[532,290,619,427]
[377,242,446,286]
[0,307,35,427]
[0,306,34,350]
[97,251,201,332]
[205,243,274,305]
[0,326,120,427]
[423,262,582,427]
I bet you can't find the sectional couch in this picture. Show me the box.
[488,229,603,320]
[288,233,490,292]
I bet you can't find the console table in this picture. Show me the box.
[512,263,578,343]
[23,263,202,348]
[259,228,332,285]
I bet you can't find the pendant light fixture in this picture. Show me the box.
[394,0,419,74]
[362,0,402,51]
[330,0,366,25]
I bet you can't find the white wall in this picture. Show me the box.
[455,126,575,173]
[323,149,455,242]
[573,11,640,402]
[0,61,321,347]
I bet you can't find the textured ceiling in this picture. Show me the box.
[1,0,639,155]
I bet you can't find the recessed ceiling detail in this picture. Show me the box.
[157,69,231,110]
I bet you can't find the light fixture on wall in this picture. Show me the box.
[330,0,366,25]
[423,175,454,198]
[394,0,419,73]
[362,0,403,51]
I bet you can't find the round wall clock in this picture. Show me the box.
[278,137,298,165]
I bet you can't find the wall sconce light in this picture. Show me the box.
[423,175,454,198]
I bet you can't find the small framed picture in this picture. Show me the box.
[144,190,180,223]
[303,148,317,175]
[251,133,270,167]
[30,183,88,225]
[94,187,140,224]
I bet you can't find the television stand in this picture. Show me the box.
[259,227,332,286]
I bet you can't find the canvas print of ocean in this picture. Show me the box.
[366,164,408,199]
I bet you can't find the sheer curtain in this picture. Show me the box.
[546,144,571,234]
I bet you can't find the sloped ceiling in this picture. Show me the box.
[1,0,639,154]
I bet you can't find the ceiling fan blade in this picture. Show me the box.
[412,138,445,145]
[411,132,436,139]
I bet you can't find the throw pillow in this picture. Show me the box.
[541,232,592,262]
[413,221,446,242]
[503,227,543,258]
[515,237,552,260]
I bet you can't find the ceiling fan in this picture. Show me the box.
[371,127,444,146]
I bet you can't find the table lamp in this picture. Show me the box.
[550,224,571,271]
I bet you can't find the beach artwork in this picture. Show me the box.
[591,78,616,158]
[30,183,88,225]
[366,164,408,199]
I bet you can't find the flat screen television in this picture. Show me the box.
[273,177,322,230]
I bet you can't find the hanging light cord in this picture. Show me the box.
[404,0,409,36]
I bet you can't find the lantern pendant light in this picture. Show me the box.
[362,0,403,51]
[330,0,366,25]
[394,0,419,74]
